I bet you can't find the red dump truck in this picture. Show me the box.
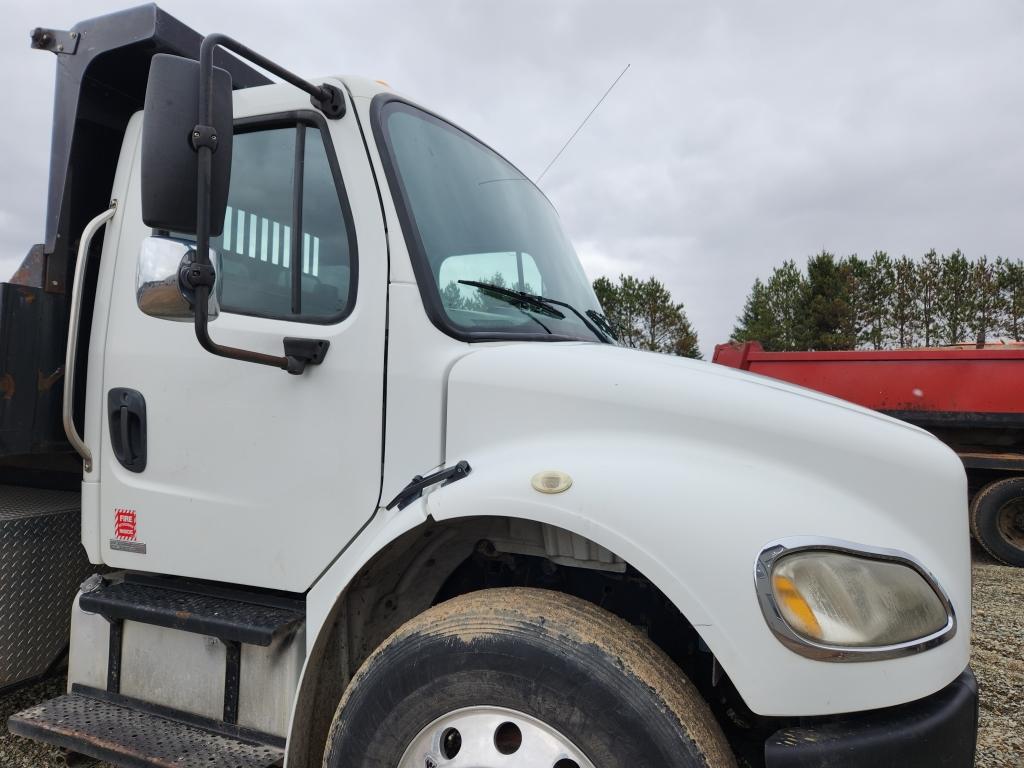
[714,341,1024,566]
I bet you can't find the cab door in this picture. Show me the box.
[97,84,387,591]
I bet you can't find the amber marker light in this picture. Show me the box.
[772,574,823,641]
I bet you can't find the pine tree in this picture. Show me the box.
[607,275,645,348]
[839,255,869,349]
[997,258,1024,341]
[803,251,854,350]
[732,278,779,348]
[917,249,942,346]
[593,275,624,339]
[970,256,1002,346]
[890,255,920,348]
[667,312,702,359]
[860,251,895,349]
[440,280,468,311]
[592,276,616,306]
[764,260,808,351]
[597,274,646,348]
[593,275,701,358]
[936,249,974,345]
[636,278,684,352]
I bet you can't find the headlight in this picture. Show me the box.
[755,539,956,661]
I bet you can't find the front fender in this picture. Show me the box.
[288,380,969,763]
[426,425,970,718]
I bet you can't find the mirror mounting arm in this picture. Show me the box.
[179,260,216,291]
[311,84,346,119]
[198,33,345,122]
[190,124,220,152]
[190,33,342,374]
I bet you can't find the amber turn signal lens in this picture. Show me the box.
[769,551,949,647]
[772,574,823,640]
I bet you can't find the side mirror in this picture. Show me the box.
[141,54,233,236]
[136,237,220,321]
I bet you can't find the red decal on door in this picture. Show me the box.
[114,508,138,541]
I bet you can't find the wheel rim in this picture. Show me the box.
[996,497,1024,550]
[398,706,597,768]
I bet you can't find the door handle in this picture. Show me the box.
[108,388,147,473]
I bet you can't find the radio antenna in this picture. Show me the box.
[535,63,630,185]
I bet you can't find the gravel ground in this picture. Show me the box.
[1,554,1021,767]
[971,549,1024,766]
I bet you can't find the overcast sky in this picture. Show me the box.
[2,1,1021,354]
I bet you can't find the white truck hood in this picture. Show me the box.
[441,341,971,716]
[446,341,938,470]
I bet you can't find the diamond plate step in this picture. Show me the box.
[8,691,285,768]
[79,578,303,646]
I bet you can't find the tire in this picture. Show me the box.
[324,587,735,768]
[970,477,1024,567]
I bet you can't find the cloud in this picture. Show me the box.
[2,0,1021,355]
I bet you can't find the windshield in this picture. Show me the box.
[377,100,606,342]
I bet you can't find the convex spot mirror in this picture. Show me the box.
[141,53,233,236]
[137,237,221,321]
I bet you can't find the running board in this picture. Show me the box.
[78,575,304,646]
[8,687,285,768]
[77,574,305,725]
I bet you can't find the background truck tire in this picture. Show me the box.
[970,477,1024,567]
[324,587,736,768]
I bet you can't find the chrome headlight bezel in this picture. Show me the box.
[754,537,957,662]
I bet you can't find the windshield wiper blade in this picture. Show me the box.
[456,280,557,333]
[458,280,614,343]
[458,280,566,320]
[586,309,618,342]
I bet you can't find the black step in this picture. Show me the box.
[8,690,284,768]
[79,578,303,646]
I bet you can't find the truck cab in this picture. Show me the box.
[3,6,977,768]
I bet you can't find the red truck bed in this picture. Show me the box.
[713,340,1024,565]
[712,341,1024,428]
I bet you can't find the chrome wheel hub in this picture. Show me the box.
[398,706,596,768]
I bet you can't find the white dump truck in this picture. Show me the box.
[2,6,978,767]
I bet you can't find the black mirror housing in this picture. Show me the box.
[141,54,233,236]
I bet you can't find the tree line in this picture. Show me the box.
[593,275,701,358]
[440,250,1023,360]
[732,250,1024,351]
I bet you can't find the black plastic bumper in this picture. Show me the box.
[764,667,978,768]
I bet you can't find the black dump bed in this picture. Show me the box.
[1,4,267,480]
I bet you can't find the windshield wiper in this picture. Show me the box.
[586,309,618,342]
[459,280,565,320]
[455,280,557,334]
[458,280,614,343]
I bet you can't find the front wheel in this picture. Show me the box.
[971,477,1024,567]
[324,587,735,768]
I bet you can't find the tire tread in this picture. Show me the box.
[325,587,736,768]
[970,477,1024,567]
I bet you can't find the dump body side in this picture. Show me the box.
[0,4,270,479]
[713,341,1024,463]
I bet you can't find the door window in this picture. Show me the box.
[212,119,357,323]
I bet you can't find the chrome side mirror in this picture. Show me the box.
[136,237,220,321]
